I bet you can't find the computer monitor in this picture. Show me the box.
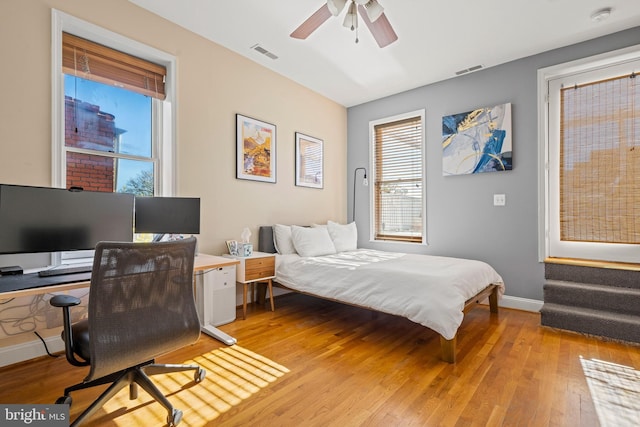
[0,184,134,255]
[134,196,200,235]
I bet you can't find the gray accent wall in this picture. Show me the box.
[347,27,640,301]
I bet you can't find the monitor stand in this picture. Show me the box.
[201,325,237,346]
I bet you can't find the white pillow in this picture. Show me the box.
[290,225,336,257]
[327,221,358,252]
[273,224,297,254]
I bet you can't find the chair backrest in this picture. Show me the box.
[85,237,200,381]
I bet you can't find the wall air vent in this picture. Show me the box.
[455,64,484,76]
[250,44,278,60]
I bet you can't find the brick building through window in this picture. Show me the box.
[64,96,122,193]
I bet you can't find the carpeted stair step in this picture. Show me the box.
[544,280,640,316]
[540,303,640,343]
[545,263,640,289]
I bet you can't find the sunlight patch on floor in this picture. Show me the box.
[580,356,640,427]
[89,345,289,426]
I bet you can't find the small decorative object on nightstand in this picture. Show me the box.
[223,251,276,319]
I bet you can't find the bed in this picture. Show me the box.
[258,223,504,363]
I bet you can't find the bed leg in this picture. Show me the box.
[489,286,499,314]
[440,335,456,364]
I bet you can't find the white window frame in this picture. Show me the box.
[368,109,427,245]
[50,10,177,264]
[537,44,640,263]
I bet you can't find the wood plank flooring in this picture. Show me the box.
[1,293,638,426]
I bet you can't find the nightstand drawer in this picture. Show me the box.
[245,256,275,281]
[223,251,276,283]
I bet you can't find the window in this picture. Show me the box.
[64,74,155,194]
[52,10,176,197]
[370,110,425,243]
[51,10,176,258]
[62,32,163,196]
[541,46,640,263]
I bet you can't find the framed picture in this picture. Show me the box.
[236,114,276,183]
[226,240,238,256]
[295,132,323,189]
[442,102,512,176]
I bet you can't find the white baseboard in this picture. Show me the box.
[0,335,64,368]
[499,295,543,312]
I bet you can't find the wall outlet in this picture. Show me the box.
[493,194,506,206]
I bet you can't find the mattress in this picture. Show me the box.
[275,249,504,340]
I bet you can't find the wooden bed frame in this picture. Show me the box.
[257,226,499,363]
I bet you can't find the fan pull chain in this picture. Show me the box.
[349,1,359,43]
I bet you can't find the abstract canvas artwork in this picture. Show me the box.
[442,103,512,175]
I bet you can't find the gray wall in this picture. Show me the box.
[347,27,640,301]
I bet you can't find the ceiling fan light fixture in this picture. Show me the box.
[343,1,358,30]
[362,0,384,22]
[327,0,347,16]
[291,0,396,48]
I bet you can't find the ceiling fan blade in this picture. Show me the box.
[357,5,398,48]
[290,4,333,40]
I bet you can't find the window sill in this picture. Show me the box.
[544,257,640,272]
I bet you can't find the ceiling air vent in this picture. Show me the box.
[455,64,484,76]
[250,44,278,60]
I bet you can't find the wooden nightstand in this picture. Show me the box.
[223,251,275,319]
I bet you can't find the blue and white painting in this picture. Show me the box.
[442,103,512,175]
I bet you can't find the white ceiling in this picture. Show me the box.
[128,0,640,107]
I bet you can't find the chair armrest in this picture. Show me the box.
[50,294,81,307]
[49,294,89,366]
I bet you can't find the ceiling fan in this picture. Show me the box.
[290,0,398,48]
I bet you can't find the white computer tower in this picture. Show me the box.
[195,265,236,327]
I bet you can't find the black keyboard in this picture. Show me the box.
[0,270,92,293]
[38,265,93,277]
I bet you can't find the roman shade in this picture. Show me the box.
[560,72,640,244]
[62,32,166,100]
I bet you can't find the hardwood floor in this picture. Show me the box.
[1,293,638,426]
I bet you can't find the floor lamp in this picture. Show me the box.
[353,167,368,222]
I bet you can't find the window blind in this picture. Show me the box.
[62,32,166,100]
[560,73,640,244]
[373,116,423,242]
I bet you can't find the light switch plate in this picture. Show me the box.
[493,194,506,206]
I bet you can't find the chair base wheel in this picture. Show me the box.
[194,368,206,383]
[56,395,72,405]
[167,408,182,426]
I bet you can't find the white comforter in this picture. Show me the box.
[275,249,504,340]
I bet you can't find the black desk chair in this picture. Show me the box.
[50,237,205,426]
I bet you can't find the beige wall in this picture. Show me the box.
[0,0,347,255]
[0,0,346,353]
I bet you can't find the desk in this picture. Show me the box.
[192,255,240,345]
[194,254,239,271]
[0,254,240,345]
